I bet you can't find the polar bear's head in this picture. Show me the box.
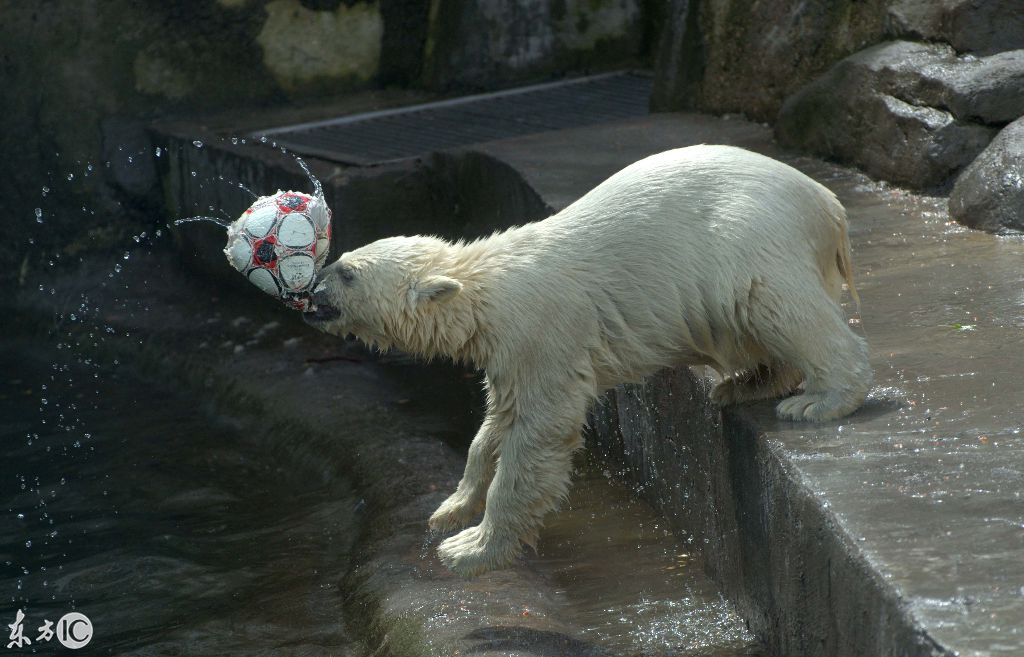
[303,235,471,356]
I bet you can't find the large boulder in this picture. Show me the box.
[776,41,1001,189]
[949,118,1024,233]
[888,0,1024,56]
[842,43,1024,125]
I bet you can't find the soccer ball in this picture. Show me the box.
[223,190,332,311]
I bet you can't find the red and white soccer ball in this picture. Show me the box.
[223,190,332,311]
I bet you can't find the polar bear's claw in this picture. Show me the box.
[437,526,518,577]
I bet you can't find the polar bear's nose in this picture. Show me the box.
[311,282,331,308]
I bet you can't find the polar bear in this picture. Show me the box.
[303,145,872,577]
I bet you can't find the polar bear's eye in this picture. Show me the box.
[339,266,355,284]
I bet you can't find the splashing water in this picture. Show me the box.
[236,181,258,199]
[173,216,230,229]
[294,155,323,201]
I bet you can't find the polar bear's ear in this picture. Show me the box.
[410,275,463,306]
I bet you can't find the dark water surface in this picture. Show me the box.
[1,342,357,655]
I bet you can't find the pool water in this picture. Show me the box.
[1,342,358,655]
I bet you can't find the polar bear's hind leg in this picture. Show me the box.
[750,286,871,422]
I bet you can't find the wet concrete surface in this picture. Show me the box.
[472,114,1024,656]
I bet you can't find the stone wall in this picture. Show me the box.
[651,0,890,120]
[653,0,1024,225]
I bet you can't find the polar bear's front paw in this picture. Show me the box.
[428,491,482,533]
[776,392,849,422]
[437,525,519,577]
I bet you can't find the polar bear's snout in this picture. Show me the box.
[303,275,342,325]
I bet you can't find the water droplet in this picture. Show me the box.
[34,208,43,223]
[16,513,24,520]
[192,140,203,148]
[154,146,162,157]
[66,173,74,181]
[25,540,31,548]
[41,185,50,196]
[113,264,122,273]
[123,251,130,260]
[86,163,94,172]
[230,137,239,145]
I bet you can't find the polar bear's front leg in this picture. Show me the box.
[437,407,585,577]
[429,417,502,532]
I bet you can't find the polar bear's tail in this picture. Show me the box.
[834,210,861,310]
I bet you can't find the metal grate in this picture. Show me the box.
[254,72,653,165]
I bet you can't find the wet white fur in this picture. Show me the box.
[311,145,872,576]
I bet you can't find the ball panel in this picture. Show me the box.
[244,204,277,238]
[277,192,311,213]
[226,237,252,272]
[309,199,331,230]
[248,267,281,296]
[315,237,330,265]
[277,214,316,248]
[278,253,316,291]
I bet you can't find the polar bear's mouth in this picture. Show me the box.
[303,303,341,324]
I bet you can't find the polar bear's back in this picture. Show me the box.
[548,146,851,297]
[558,145,844,260]
[526,145,854,379]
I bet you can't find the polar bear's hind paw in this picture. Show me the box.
[775,391,854,422]
[437,526,519,577]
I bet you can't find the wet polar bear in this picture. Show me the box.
[304,145,872,577]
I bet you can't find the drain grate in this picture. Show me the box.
[255,72,653,166]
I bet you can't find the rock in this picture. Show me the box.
[777,41,1000,189]
[837,42,1024,125]
[653,0,890,119]
[939,50,1024,124]
[888,0,1024,55]
[949,117,1024,233]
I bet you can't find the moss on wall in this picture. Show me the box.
[258,0,383,90]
